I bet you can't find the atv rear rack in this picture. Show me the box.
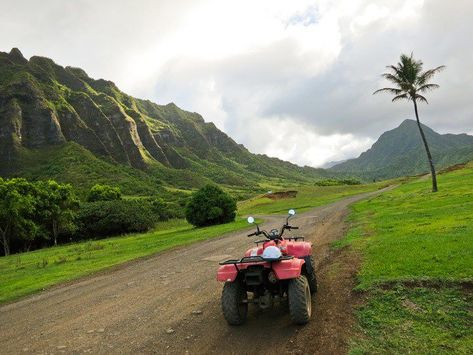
[219,255,293,265]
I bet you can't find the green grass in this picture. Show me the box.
[238,180,392,215]
[339,162,473,354]
[351,286,473,354]
[0,218,253,303]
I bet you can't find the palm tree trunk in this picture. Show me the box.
[413,99,438,192]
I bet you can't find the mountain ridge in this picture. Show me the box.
[330,119,473,179]
[0,48,331,194]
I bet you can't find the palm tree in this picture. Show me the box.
[374,53,445,192]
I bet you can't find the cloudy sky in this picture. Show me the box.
[1,0,472,167]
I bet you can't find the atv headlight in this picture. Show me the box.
[262,246,282,261]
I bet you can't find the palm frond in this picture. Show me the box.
[392,93,410,102]
[418,83,440,93]
[386,65,402,77]
[375,53,444,104]
[381,73,405,87]
[373,87,403,96]
[417,65,446,85]
[415,94,429,104]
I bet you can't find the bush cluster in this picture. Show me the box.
[185,185,236,227]
[87,184,122,202]
[314,178,362,186]
[0,179,182,256]
[76,200,156,238]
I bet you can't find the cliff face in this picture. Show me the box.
[0,48,330,186]
[0,48,243,170]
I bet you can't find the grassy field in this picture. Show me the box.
[0,181,387,304]
[336,163,473,354]
[238,180,392,215]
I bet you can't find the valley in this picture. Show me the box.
[0,188,391,354]
[1,163,472,353]
[1,47,472,354]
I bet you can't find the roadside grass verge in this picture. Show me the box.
[0,218,253,304]
[351,286,473,354]
[337,163,473,354]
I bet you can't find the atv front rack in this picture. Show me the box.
[285,236,305,241]
[254,236,305,245]
[219,255,293,265]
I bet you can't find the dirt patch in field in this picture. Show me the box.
[378,279,473,291]
[440,163,467,174]
[264,190,298,200]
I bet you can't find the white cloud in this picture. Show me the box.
[0,0,471,167]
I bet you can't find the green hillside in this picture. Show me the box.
[331,119,473,180]
[0,48,332,196]
[337,162,473,353]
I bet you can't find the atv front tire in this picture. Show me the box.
[288,275,312,325]
[222,281,248,325]
[307,255,318,294]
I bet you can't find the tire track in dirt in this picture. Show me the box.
[0,187,393,354]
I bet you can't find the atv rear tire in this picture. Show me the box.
[307,255,318,294]
[222,281,248,325]
[288,275,312,325]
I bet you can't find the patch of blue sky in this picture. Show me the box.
[286,6,319,27]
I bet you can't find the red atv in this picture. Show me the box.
[217,209,317,325]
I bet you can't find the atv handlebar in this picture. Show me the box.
[247,230,269,238]
[246,210,300,241]
[247,225,298,239]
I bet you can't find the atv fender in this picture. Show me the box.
[285,241,312,258]
[217,264,238,282]
[273,258,305,280]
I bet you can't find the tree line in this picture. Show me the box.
[0,178,180,256]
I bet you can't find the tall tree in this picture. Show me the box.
[374,53,445,192]
[36,180,79,246]
[0,178,38,256]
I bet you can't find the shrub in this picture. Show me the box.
[314,178,362,186]
[165,201,185,219]
[87,184,122,202]
[149,197,169,220]
[185,185,236,227]
[76,200,155,238]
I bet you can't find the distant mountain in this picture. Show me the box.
[330,119,473,180]
[321,159,348,169]
[0,48,332,195]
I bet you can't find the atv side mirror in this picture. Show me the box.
[288,209,296,216]
[247,216,255,224]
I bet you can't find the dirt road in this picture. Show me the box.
[0,188,391,354]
